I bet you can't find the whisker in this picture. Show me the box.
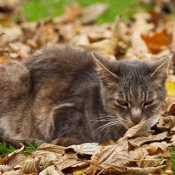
[90,115,115,122]
[91,120,121,137]
[88,114,125,140]
[88,119,109,127]
[88,115,116,127]
[105,123,118,136]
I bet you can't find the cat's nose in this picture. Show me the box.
[130,107,142,124]
[130,117,141,124]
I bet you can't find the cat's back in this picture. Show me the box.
[22,46,99,102]
[22,46,95,78]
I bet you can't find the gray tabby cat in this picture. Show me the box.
[0,46,172,146]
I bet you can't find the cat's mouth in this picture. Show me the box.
[119,115,160,130]
[118,118,135,129]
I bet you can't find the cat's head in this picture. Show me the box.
[92,52,172,129]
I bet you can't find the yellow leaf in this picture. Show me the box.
[166,82,175,96]
[75,170,84,175]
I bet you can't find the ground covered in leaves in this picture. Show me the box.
[1,0,175,174]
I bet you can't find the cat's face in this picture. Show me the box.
[101,73,166,129]
[92,52,172,129]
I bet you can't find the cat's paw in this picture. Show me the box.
[51,137,80,147]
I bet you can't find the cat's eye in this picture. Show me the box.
[116,100,128,107]
[143,100,154,106]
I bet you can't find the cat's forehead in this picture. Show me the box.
[114,60,151,75]
[111,60,154,92]
[117,60,149,71]
[114,82,156,103]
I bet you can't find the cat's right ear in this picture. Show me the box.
[150,53,172,79]
[91,52,118,85]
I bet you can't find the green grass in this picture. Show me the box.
[22,0,153,22]
[0,143,16,157]
[169,149,175,173]
[0,142,38,157]
[21,142,38,156]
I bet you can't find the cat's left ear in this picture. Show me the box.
[91,51,118,85]
[151,53,173,78]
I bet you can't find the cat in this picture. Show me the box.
[0,46,172,146]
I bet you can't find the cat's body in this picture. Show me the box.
[0,46,171,146]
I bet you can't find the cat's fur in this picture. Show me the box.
[0,46,172,146]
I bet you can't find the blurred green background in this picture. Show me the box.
[23,0,152,22]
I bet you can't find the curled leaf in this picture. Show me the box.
[21,156,41,174]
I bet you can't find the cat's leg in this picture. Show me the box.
[49,103,87,146]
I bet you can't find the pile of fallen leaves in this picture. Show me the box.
[1,0,175,174]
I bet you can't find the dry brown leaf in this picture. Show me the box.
[53,2,82,23]
[8,153,28,168]
[0,165,13,173]
[67,143,101,155]
[2,168,23,175]
[21,156,41,174]
[167,75,175,82]
[126,165,166,175]
[142,154,166,168]
[56,22,82,42]
[88,33,108,43]
[124,52,140,61]
[83,151,99,175]
[142,31,171,54]
[97,141,129,169]
[32,143,65,168]
[133,11,151,21]
[0,55,10,64]
[81,3,108,24]
[35,143,65,154]
[44,153,58,169]
[0,26,23,48]
[129,132,167,147]
[148,141,168,154]
[29,143,81,172]
[70,34,90,46]
[81,38,117,60]
[119,120,148,142]
[130,141,168,167]
[129,143,167,168]
[131,12,154,34]
[130,147,148,161]
[162,96,175,115]
[157,115,175,131]
[141,154,163,168]
[130,31,152,61]
[0,143,24,164]
[0,0,22,11]
[80,16,121,60]
[39,165,64,175]
[56,152,82,170]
